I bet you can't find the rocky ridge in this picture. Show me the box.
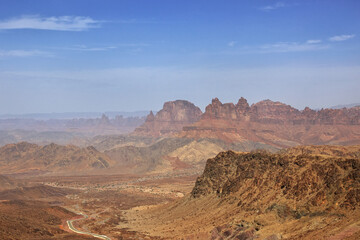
[124,145,360,239]
[0,142,113,175]
[191,147,360,210]
[185,145,360,239]
[201,97,360,125]
[180,97,360,146]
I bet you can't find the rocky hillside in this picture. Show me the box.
[192,147,360,206]
[124,145,360,239]
[180,97,360,147]
[0,200,95,240]
[0,142,113,175]
[104,138,276,174]
[133,100,202,137]
[0,175,24,191]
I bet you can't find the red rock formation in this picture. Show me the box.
[133,100,202,137]
[180,97,360,147]
[201,98,360,125]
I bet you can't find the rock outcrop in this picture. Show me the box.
[180,97,360,146]
[184,145,360,239]
[133,100,202,137]
[201,97,360,125]
[192,147,360,210]
[123,145,360,239]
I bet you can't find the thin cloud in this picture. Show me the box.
[329,34,355,42]
[228,41,237,47]
[306,39,322,44]
[57,43,149,52]
[258,41,329,53]
[260,2,286,11]
[218,40,329,55]
[0,49,52,57]
[64,45,117,51]
[0,15,101,31]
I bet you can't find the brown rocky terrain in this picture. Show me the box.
[0,174,95,239]
[133,100,202,137]
[80,98,360,175]
[0,175,25,191]
[0,199,96,240]
[123,145,360,239]
[179,97,360,147]
[0,142,113,175]
[103,137,277,174]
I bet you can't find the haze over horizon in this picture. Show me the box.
[1,0,359,114]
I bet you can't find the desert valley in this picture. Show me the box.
[0,98,360,239]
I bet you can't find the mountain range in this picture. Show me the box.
[1,97,360,175]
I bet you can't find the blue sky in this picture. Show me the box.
[0,0,359,114]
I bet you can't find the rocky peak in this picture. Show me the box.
[145,111,155,122]
[211,98,222,106]
[250,100,300,124]
[100,114,110,124]
[200,97,244,120]
[157,100,202,122]
[236,97,250,112]
[133,100,202,137]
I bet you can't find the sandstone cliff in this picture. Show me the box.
[201,97,360,125]
[180,97,360,147]
[133,100,202,137]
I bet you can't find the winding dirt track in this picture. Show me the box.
[66,211,111,240]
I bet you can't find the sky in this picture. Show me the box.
[0,0,359,114]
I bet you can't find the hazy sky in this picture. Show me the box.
[0,0,359,114]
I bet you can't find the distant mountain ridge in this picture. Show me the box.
[133,97,360,147]
[0,111,150,120]
[0,114,146,146]
[330,103,360,109]
[0,142,113,175]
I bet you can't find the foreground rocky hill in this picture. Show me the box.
[123,145,360,239]
[0,142,113,175]
[179,97,360,147]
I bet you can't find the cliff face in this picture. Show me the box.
[180,97,360,146]
[133,100,202,137]
[201,97,360,125]
[132,97,360,147]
